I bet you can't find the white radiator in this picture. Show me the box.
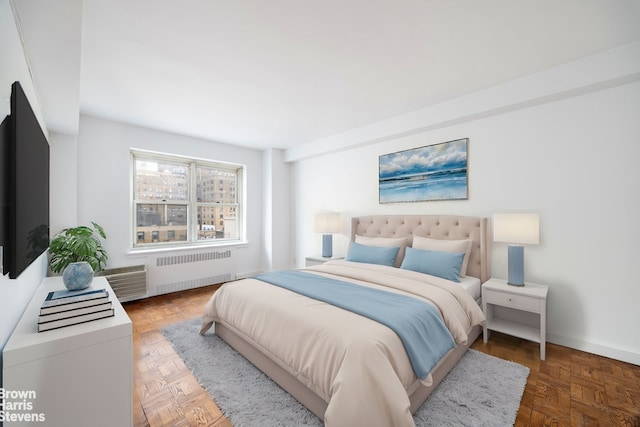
[99,265,147,302]
[148,249,236,296]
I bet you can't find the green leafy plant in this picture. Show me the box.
[49,222,108,274]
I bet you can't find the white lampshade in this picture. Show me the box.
[314,212,342,234]
[493,213,540,245]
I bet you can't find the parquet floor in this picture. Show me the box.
[125,285,640,427]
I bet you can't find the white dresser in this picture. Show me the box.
[2,276,133,427]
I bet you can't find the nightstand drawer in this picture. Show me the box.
[483,288,540,313]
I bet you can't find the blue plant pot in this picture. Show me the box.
[62,262,94,291]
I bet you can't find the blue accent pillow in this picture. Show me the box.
[345,242,400,267]
[400,247,465,282]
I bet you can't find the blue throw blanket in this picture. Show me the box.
[253,270,456,379]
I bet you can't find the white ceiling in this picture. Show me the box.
[12,0,640,150]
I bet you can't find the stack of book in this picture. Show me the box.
[38,287,114,332]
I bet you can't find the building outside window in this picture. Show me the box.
[131,150,244,248]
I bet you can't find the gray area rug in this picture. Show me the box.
[163,318,529,426]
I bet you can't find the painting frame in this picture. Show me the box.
[378,138,468,204]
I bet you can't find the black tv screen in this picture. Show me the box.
[0,81,50,279]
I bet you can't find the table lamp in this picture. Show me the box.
[493,213,540,286]
[314,212,342,258]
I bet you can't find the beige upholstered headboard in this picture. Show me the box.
[351,215,490,283]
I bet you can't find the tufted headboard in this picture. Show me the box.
[351,215,490,283]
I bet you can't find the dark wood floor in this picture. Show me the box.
[124,285,640,427]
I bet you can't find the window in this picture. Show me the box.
[132,150,244,248]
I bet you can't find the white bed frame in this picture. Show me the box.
[214,214,490,420]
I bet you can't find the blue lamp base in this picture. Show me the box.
[322,234,333,258]
[507,245,525,286]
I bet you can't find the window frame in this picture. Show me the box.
[131,149,245,249]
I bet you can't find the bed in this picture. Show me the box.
[200,215,489,427]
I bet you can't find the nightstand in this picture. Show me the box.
[305,255,343,267]
[482,278,549,360]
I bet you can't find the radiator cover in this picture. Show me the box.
[148,249,235,296]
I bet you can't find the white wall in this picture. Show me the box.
[291,48,640,365]
[49,131,78,234]
[262,148,293,271]
[0,0,48,356]
[74,115,266,289]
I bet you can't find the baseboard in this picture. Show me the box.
[548,333,640,365]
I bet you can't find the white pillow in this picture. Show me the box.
[354,235,407,267]
[412,236,472,277]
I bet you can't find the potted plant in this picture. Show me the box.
[49,222,108,290]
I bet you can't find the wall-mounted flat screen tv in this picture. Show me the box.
[0,81,50,279]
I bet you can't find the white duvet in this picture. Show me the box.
[201,260,485,427]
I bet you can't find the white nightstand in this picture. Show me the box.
[482,278,549,360]
[305,255,343,267]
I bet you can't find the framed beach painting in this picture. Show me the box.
[379,138,468,203]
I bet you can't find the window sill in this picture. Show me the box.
[127,240,248,256]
